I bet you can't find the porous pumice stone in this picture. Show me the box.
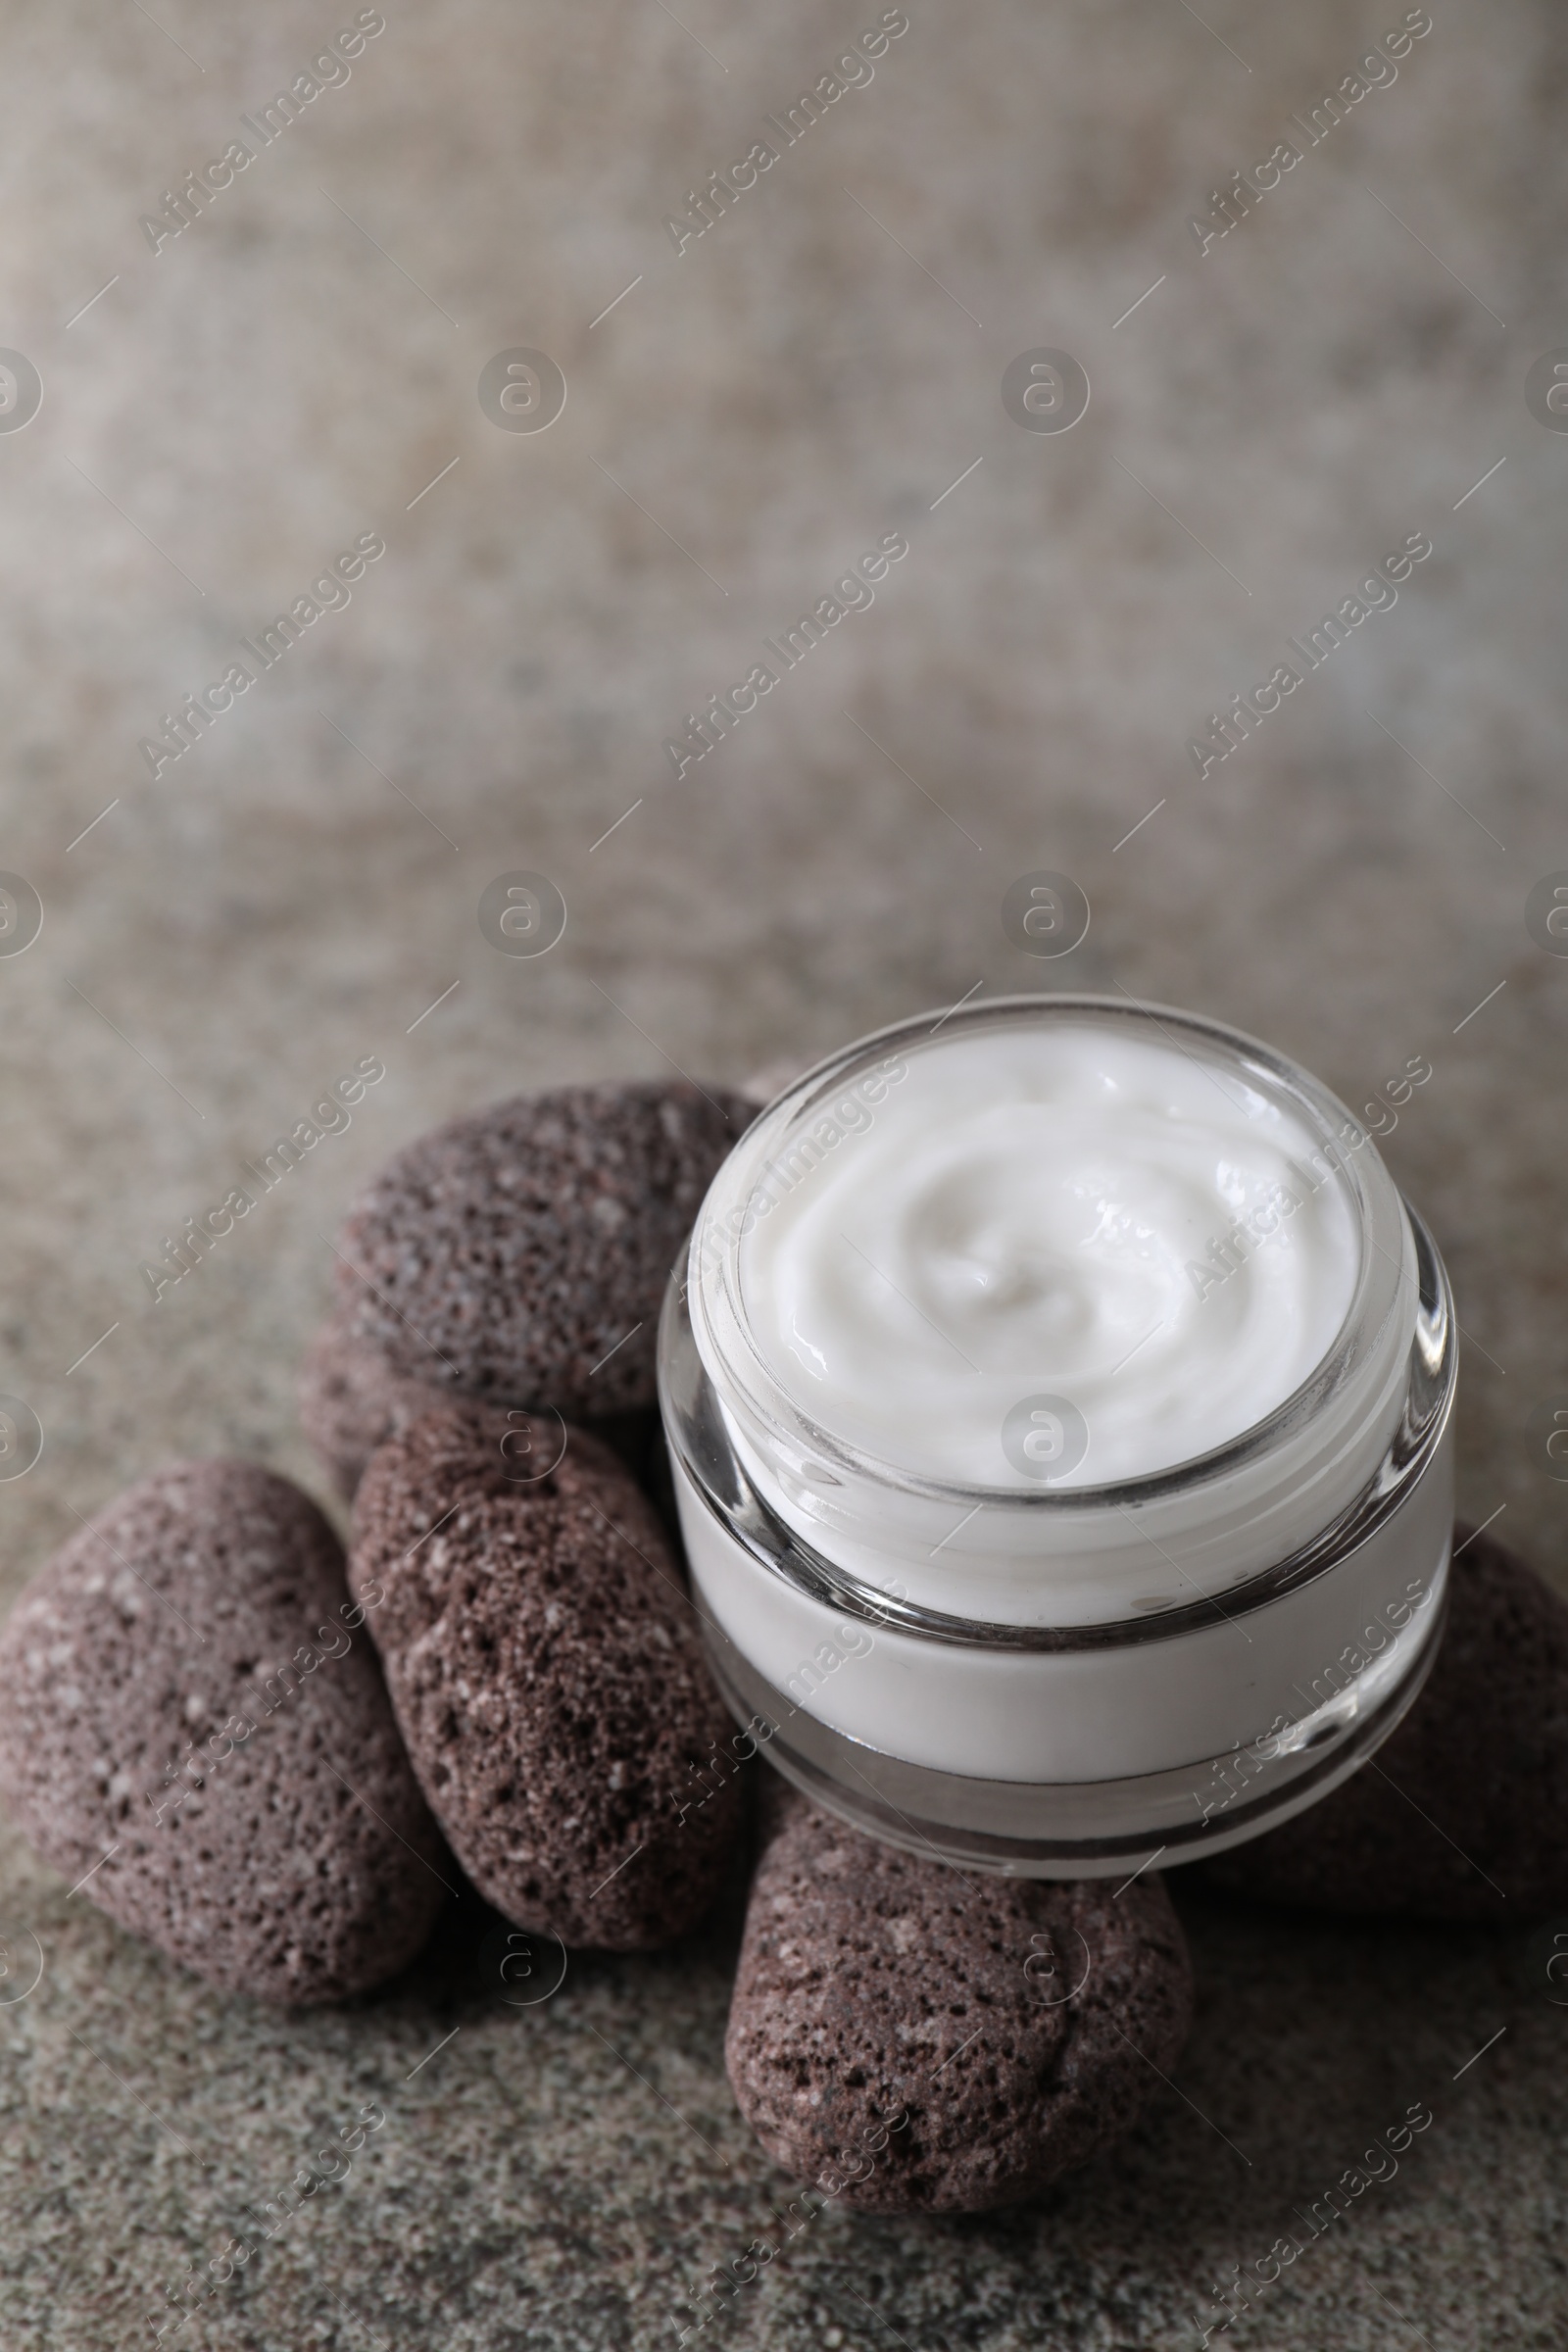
[298,1304,670,1505]
[333,1080,754,1419]
[348,1401,741,1948]
[298,1302,461,1498]
[725,1791,1195,2214]
[1202,1525,1568,1921]
[0,1460,448,2003]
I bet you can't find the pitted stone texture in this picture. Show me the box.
[298,1303,461,1499]
[333,1081,753,1418]
[726,1795,1195,2212]
[1202,1527,1568,1922]
[349,1402,740,1949]
[298,1305,674,1511]
[0,1460,447,2004]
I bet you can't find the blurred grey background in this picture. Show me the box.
[1,2,1564,2346]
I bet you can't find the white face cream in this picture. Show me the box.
[661,998,1456,1877]
[739,1023,1361,1491]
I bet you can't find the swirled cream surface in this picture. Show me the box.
[737,1021,1360,1488]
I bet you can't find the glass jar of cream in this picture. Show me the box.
[659,996,1456,1876]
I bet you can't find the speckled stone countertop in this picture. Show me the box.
[1,0,1565,2344]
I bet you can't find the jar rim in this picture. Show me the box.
[689,993,1411,1515]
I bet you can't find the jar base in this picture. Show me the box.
[704,1588,1449,1879]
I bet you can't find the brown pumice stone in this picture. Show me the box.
[332,1080,754,1419]
[348,1402,741,1949]
[298,1304,673,1510]
[1200,1524,1568,1921]
[725,1791,1195,2214]
[298,1302,460,1499]
[0,1460,448,2004]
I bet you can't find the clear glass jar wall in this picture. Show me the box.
[660,998,1457,1876]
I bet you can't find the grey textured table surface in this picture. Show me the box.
[1,1,1564,2345]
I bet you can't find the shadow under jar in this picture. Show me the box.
[660,996,1456,1877]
